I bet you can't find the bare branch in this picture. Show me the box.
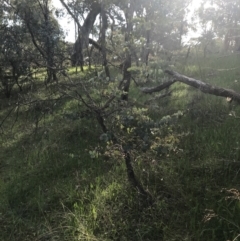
[144,91,172,104]
[165,70,240,103]
[101,95,116,110]
[25,15,46,58]
[0,107,15,130]
[140,79,176,94]
[59,0,82,31]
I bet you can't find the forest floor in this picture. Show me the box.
[1,53,240,241]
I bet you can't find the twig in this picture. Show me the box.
[0,107,15,130]
[141,79,176,94]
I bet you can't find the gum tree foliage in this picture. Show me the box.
[0,1,34,97]
[0,24,30,97]
[198,0,240,52]
[59,0,190,99]
[1,0,65,89]
[19,0,66,83]
[59,0,190,66]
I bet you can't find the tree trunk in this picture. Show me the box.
[100,9,110,78]
[142,29,151,66]
[71,2,101,67]
[120,54,131,101]
[120,0,135,101]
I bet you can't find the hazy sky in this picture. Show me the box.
[52,0,76,42]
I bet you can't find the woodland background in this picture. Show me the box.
[1,0,240,240]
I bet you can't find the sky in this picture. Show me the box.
[52,0,203,43]
[52,0,76,42]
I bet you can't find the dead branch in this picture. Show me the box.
[144,91,172,104]
[165,70,240,104]
[0,106,15,131]
[140,79,176,94]
[101,95,116,110]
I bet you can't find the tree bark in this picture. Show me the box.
[120,0,135,101]
[100,9,110,78]
[75,3,101,67]
[142,29,151,66]
[60,0,101,67]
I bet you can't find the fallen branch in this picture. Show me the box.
[141,70,240,104]
[140,79,176,94]
[144,91,172,104]
[165,70,240,103]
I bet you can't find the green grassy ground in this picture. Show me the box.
[1,53,240,241]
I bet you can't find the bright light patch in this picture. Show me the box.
[52,0,76,43]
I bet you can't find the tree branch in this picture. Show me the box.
[140,79,176,94]
[165,70,240,103]
[144,91,172,104]
[59,0,82,31]
[24,14,46,58]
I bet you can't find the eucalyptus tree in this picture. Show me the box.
[59,0,102,70]
[116,0,190,98]
[55,0,194,197]
[10,0,65,83]
[198,0,240,52]
[0,1,34,97]
[0,24,31,97]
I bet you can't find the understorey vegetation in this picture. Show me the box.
[1,0,240,240]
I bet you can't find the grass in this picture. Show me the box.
[1,54,240,241]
